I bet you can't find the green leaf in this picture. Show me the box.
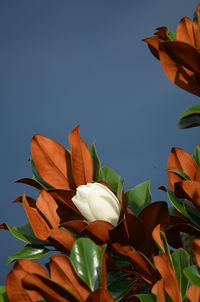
[193,145,200,165]
[160,231,173,268]
[111,253,131,269]
[107,271,135,301]
[167,28,176,41]
[6,223,49,246]
[0,286,9,302]
[172,248,190,298]
[177,105,200,129]
[99,166,121,193]
[7,245,51,265]
[167,191,188,217]
[168,169,190,180]
[30,157,53,189]
[134,294,156,302]
[167,193,200,229]
[125,180,152,216]
[117,179,124,202]
[89,142,101,181]
[184,200,200,229]
[70,238,103,291]
[183,265,200,286]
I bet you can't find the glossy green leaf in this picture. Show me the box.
[30,156,53,189]
[134,294,156,302]
[7,245,51,265]
[111,253,131,269]
[168,169,190,180]
[107,271,135,301]
[125,180,152,216]
[6,223,48,246]
[0,286,9,302]
[177,105,200,129]
[172,248,190,298]
[179,105,200,120]
[99,166,121,193]
[70,238,103,291]
[184,200,200,229]
[117,179,124,202]
[89,142,101,181]
[183,265,200,286]
[167,191,188,217]
[194,8,200,28]
[167,28,176,41]
[192,145,200,165]
[160,231,173,268]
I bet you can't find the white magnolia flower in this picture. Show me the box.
[72,182,121,227]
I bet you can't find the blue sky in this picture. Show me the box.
[0,0,199,284]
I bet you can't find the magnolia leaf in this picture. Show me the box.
[107,271,135,301]
[134,294,156,302]
[30,157,53,189]
[125,180,152,216]
[167,191,188,217]
[99,166,121,193]
[7,245,51,265]
[70,238,103,291]
[89,142,101,181]
[177,105,200,129]
[117,179,124,202]
[6,223,48,246]
[167,28,176,41]
[183,265,200,286]
[172,248,190,298]
[184,200,200,229]
[193,145,200,164]
[0,286,9,302]
[168,169,190,180]
[160,231,173,268]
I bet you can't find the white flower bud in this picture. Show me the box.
[72,182,121,226]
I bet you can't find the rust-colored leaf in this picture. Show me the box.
[48,228,75,253]
[193,19,200,49]
[143,27,169,59]
[167,147,197,189]
[159,41,200,96]
[22,273,79,302]
[23,194,50,241]
[68,125,93,186]
[138,201,170,252]
[31,134,73,190]
[186,285,200,302]
[175,180,200,210]
[120,247,159,284]
[48,254,90,301]
[0,223,8,230]
[86,288,115,302]
[193,238,200,268]
[62,220,88,233]
[6,259,47,302]
[152,279,166,302]
[82,220,113,244]
[176,17,196,46]
[195,163,200,181]
[36,190,60,228]
[152,224,164,251]
[15,178,44,190]
[48,189,79,215]
[153,253,181,302]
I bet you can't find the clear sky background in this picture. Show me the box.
[0,0,199,284]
